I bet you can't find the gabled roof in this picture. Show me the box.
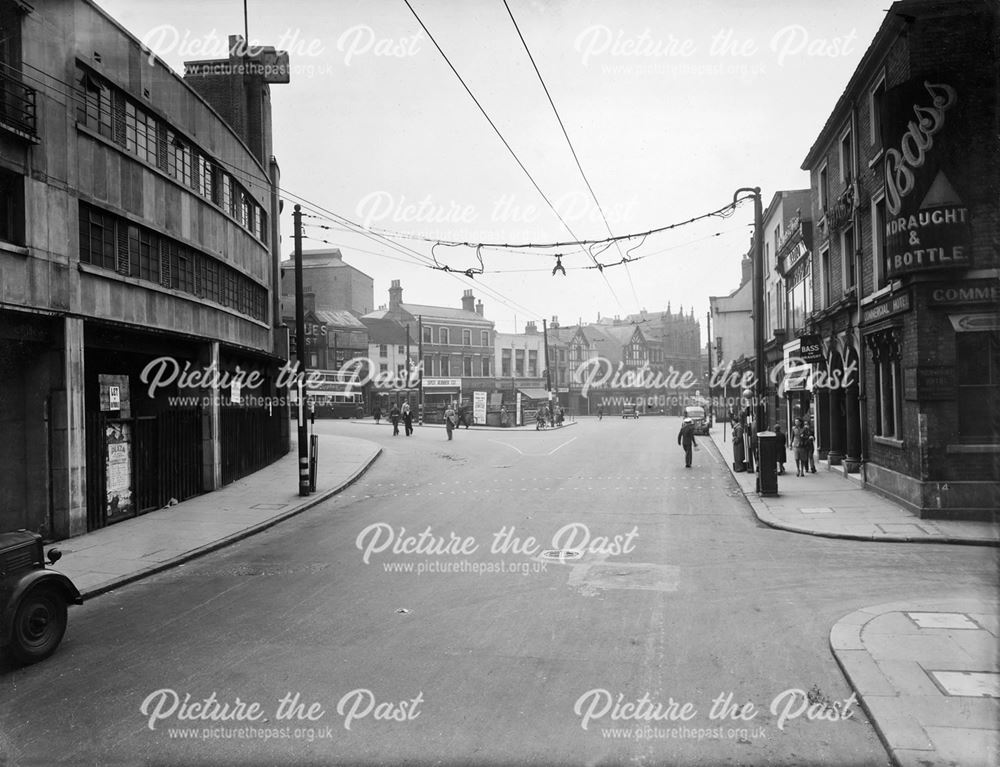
[314,310,365,328]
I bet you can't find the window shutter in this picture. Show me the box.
[155,123,168,170]
[115,220,130,274]
[159,240,172,288]
[111,91,126,145]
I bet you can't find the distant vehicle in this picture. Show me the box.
[622,404,640,419]
[682,405,710,435]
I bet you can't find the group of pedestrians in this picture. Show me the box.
[535,403,564,430]
[373,402,414,437]
[680,413,818,475]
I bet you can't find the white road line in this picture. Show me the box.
[547,437,577,455]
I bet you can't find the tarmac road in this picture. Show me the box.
[2,417,995,766]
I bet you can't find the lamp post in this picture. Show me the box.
[706,309,713,426]
[292,204,310,496]
[734,187,765,461]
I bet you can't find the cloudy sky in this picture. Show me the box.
[98,0,887,335]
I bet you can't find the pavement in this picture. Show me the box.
[55,432,381,599]
[43,418,999,767]
[706,423,1000,767]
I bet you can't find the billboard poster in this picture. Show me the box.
[105,421,134,521]
[473,391,487,425]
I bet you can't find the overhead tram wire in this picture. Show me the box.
[400,0,622,309]
[501,0,640,306]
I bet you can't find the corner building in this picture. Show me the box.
[0,1,288,538]
[800,0,998,518]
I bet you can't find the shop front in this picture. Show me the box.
[422,377,462,424]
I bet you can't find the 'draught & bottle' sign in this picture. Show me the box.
[884,80,972,279]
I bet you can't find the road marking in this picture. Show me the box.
[489,436,577,457]
[547,436,576,455]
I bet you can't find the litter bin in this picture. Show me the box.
[756,431,778,496]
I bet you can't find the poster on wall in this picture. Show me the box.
[105,421,134,521]
[883,77,972,279]
[473,391,487,425]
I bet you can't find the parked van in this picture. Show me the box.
[682,406,709,435]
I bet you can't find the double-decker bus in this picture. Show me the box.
[302,369,365,419]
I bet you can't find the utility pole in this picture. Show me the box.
[706,310,713,426]
[734,186,765,476]
[405,322,411,410]
[293,205,310,496]
[417,315,423,425]
[542,319,552,395]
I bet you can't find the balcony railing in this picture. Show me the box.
[0,68,37,139]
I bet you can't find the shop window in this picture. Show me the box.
[957,332,1000,443]
[867,329,902,439]
[0,169,24,245]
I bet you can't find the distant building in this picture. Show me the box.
[365,282,494,422]
[710,255,755,394]
[280,248,374,318]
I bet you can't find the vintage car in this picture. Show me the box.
[682,405,710,435]
[0,530,83,665]
[622,404,640,419]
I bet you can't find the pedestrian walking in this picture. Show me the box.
[444,403,457,440]
[372,404,382,425]
[500,405,508,427]
[389,403,400,436]
[597,404,604,420]
[401,402,413,436]
[774,424,787,475]
[678,417,698,468]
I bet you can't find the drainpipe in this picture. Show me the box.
[852,102,868,484]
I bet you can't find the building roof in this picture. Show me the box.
[314,310,365,328]
[398,303,490,324]
[359,317,408,344]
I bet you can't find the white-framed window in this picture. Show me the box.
[440,356,449,376]
[841,225,856,291]
[464,356,473,376]
[462,329,472,345]
[839,126,853,183]
[439,327,449,345]
[871,193,887,291]
[482,356,491,377]
[869,74,886,148]
[422,326,432,344]
[480,330,489,346]
[378,344,387,357]
[818,163,830,217]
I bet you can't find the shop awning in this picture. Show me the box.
[517,388,553,401]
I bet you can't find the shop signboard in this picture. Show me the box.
[99,374,130,417]
[861,291,911,325]
[904,366,955,401]
[798,335,825,364]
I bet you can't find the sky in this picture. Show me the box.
[97,0,889,337]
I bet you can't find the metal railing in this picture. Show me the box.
[0,67,37,138]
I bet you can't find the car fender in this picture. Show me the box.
[0,570,83,647]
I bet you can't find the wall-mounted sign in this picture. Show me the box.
[473,391,487,425]
[928,281,1000,306]
[798,334,825,364]
[861,291,911,325]
[424,378,462,388]
[231,379,242,404]
[99,374,130,417]
[884,79,972,278]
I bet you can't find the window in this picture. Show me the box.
[528,350,538,377]
[957,332,1000,443]
[820,246,832,307]
[482,356,491,377]
[464,357,473,376]
[870,77,886,148]
[842,226,856,290]
[422,356,432,377]
[422,326,432,344]
[773,223,781,256]
[839,128,853,183]
[439,327,449,345]
[787,263,812,334]
[481,330,489,346]
[818,164,829,216]
[462,329,472,345]
[501,349,511,377]
[380,363,388,373]
[257,207,267,242]
[378,344,387,357]
[440,356,449,376]
[167,131,192,187]
[196,154,215,200]
[872,195,887,290]
[398,345,405,355]
[868,329,902,439]
[515,349,524,376]
[0,169,24,245]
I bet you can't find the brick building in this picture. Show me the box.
[800,0,998,518]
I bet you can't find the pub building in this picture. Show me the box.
[799,0,998,519]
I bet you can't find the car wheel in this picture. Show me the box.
[9,586,68,665]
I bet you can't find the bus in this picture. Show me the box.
[301,369,365,419]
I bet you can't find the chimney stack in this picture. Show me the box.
[550,316,559,329]
[389,279,402,312]
[741,254,753,287]
[461,289,475,313]
[475,300,484,316]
